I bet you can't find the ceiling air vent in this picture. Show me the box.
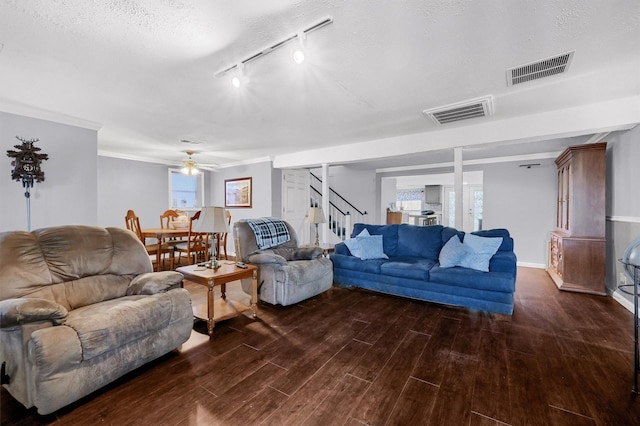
[507,51,574,86]
[422,96,494,125]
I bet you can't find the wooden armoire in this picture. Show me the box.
[547,142,607,295]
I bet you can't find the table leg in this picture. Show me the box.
[251,270,259,318]
[207,285,215,335]
[221,283,226,300]
[156,233,163,272]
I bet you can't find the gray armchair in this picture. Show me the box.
[0,225,193,414]
[233,219,333,306]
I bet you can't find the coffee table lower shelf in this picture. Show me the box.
[177,262,259,336]
[192,298,253,325]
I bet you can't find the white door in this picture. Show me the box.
[282,169,310,243]
[443,184,483,231]
[464,185,483,232]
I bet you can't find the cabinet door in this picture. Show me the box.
[557,164,570,231]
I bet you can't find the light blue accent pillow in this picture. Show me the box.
[344,229,387,260]
[459,233,503,272]
[357,235,389,260]
[344,238,363,258]
[438,235,467,268]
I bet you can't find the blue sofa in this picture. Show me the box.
[331,223,517,315]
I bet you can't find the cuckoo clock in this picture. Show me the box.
[6,136,48,189]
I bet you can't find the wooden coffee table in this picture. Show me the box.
[177,262,258,335]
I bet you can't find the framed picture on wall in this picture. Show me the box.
[225,177,252,208]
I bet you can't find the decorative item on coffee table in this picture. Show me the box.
[194,206,230,269]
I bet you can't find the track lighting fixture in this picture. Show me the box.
[291,32,306,64]
[231,63,249,88]
[215,16,332,81]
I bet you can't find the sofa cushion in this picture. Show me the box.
[352,224,399,257]
[331,253,386,274]
[380,257,436,280]
[459,234,503,272]
[429,265,516,293]
[397,224,443,259]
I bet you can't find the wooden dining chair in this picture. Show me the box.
[125,209,175,270]
[175,210,209,265]
[160,209,180,229]
[215,209,232,260]
[159,209,185,248]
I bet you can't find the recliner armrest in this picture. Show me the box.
[291,246,323,260]
[0,298,68,328]
[246,252,288,265]
[126,271,184,295]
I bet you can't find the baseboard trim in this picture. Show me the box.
[607,215,640,223]
[611,289,634,313]
[517,262,546,269]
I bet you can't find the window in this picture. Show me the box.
[168,169,204,210]
[396,189,422,213]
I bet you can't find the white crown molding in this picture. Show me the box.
[215,156,273,169]
[98,151,173,165]
[0,101,102,131]
[98,151,272,171]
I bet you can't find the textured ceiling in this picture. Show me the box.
[0,0,639,170]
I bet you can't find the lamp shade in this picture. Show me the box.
[308,207,326,224]
[194,207,229,234]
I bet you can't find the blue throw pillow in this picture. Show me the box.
[343,228,371,258]
[459,233,503,272]
[357,235,389,260]
[438,235,467,268]
[344,238,362,258]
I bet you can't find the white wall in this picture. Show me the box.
[606,126,640,304]
[482,160,557,267]
[211,160,280,255]
[310,165,376,221]
[0,112,98,231]
[97,156,182,229]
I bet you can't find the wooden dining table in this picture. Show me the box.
[140,228,190,271]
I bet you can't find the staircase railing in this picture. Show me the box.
[310,172,368,240]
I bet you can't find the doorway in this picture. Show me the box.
[443,184,483,232]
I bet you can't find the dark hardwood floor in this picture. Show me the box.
[2,267,640,425]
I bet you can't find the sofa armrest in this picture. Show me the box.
[0,298,68,328]
[126,271,184,295]
[334,242,351,256]
[489,251,518,275]
[246,252,288,265]
[291,246,323,260]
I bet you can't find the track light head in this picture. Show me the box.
[231,63,249,88]
[292,32,306,64]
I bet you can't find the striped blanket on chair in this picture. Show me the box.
[243,217,291,249]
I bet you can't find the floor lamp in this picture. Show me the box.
[194,206,230,269]
[308,207,326,246]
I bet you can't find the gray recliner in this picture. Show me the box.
[233,220,333,306]
[0,225,193,414]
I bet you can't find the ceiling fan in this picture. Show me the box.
[180,151,199,175]
[179,151,219,174]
